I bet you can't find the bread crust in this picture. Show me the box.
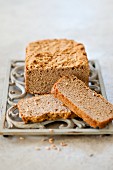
[25,39,89,94]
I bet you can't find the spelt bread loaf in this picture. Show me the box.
[52,76,113,128]
[17,94,76,123]
[25,39,89,94]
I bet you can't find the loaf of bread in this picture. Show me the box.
[17,94,76,123]
[25,39,89,94]
[52,76,113,128]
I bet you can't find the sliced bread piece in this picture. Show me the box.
[17,94,76,123]
[52,76,113,128]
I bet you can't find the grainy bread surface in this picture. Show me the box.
[25,39,89,94]
[17,94,76,123]
[52,76,113,128]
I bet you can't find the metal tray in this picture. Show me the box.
[1,60,113,136]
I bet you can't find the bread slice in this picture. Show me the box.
[25,39,89,94]
[52,76,113,128]
[17,94,76,123]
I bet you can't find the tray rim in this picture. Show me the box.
[0,59,111,136]
[0,60,11,135]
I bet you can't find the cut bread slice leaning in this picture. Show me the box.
[51,76,113,128]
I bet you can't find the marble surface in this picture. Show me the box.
[0,0,113,169]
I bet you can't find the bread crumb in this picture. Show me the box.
[57,148,61,151]
[50,144,57,150]
[51,144,56,147]
[19,137,24,140]
[51,144,56,148]
[45,147,51,150]
[89,154,94,157]
[35,147,40,150]
[49,138,54,144]
[49,129,54,133]
[10,91,15,94]
[60,142,67,146]
[60,124,64,127]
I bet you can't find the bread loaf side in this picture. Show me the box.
[25,39,89,94]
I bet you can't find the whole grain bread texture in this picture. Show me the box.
[52,76,113,128]
[17,94,76,123]
[25,39,89,94]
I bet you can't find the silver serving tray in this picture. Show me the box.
[0,60,113,136]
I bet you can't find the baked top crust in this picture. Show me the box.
[25,39,88,70]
